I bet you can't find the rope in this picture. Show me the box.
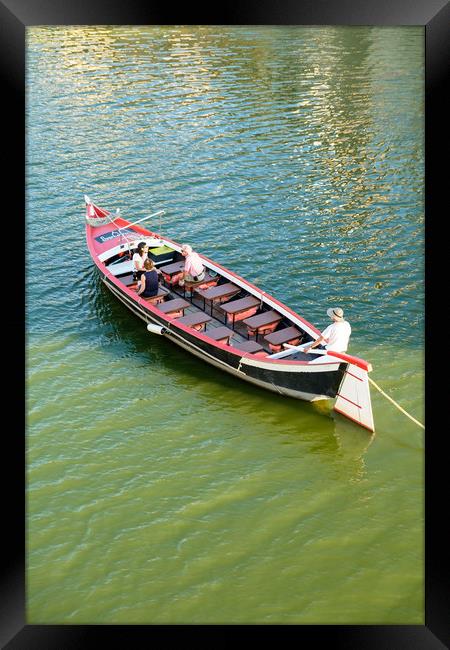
[270,381,284,395]
[368,377,425,430]
[101,209,135,257]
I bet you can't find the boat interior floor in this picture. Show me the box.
[118,271,312,357]
[168,285,253,348]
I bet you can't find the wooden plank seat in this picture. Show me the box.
[232,340,264,353]
[242,310,283,340]
[176,311,212,332]
[195,282,241,314]
[263,326,303,353]
[219,295,261,327]
[140,286,170,305]
[205,326,235,345]
[182,273,219,298]
[122,273,138,287]
[156,298,190,318]
[159,261,185,286]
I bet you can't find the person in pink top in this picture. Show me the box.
[179,244,206,286]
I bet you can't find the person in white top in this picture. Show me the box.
[132,241,149,281]
[305,307,351,353]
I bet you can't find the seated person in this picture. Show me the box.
[136,259,160,298]
[179,244,205,286]
[132,241,148,281]
[304,307,351,353]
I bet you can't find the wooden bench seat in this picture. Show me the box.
[242,310,283,339]
[219,295,261,327]
[156,298,190,318]
[176,311,212,332]
[122,273,137,287]
[195,282,241,313]
[140,286,170,305]
[232,340,265,354]
[183,273,219,297]
[263,326,303,353]
[159,261,185,286]
[159,261,185,274]
[205,326,234,345]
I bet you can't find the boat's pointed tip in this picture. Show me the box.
[84,194,91,204]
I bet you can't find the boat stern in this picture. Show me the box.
[333,361,375,432]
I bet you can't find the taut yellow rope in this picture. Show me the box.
[368,377,425,430]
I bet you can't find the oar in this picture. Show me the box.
[269,344,372,372]
[126,210,165,229]
[109,209,165,233]
[267,341,312,359]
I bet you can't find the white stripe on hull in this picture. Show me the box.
[240,356,341,373]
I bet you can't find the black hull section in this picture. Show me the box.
[240,362,346,399]
[103,275,345,401]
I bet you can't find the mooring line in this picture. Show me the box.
[368,377,425,430]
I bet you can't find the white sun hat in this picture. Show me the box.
[327,307,344,321]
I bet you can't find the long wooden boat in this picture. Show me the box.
[85,196,375,432]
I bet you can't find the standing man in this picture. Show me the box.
[305,307,351,353]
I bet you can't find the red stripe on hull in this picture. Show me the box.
[335,393,362,409]
[344,369,364,382]
[334,406,375,432]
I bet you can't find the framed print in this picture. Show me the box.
[2,0,448,646]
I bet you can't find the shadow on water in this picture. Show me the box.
[90,274,375,472]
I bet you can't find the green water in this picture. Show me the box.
[26,26,424,624]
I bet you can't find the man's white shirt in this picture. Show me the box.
[321,321,352,352]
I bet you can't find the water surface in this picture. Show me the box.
[27,26,424,624]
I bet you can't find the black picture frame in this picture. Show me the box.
[2,0,447,646]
